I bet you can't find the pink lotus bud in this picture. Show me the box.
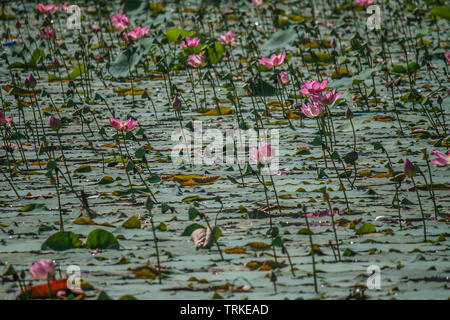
[403,159,416,178]
[346,107,353,119]
[49,115,61,131]
[172,96,182,111]
[30,259,56,280]
[25,73,37,88]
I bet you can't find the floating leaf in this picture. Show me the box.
[86,229,120,249]
[122,216,141,229]
[41,231,82,251]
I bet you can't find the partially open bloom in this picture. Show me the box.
[299,79,328,95]
[252,0,263,6]
[430,150,450,166]
[355,0,374,6]
[187,54,205,68]
[301,101,325,118]
[111,13,129,30]
[277,72,290,85]
[250,142,275,165]
[49,115,61,131]
[403,158,416,178]
[30,259,56,280]
[258,52,286,69]
[181,36,200,49]
[110,118,138,131]
[311,88,342,105]
[39,28,55,39]
[445,50,450,64]
[123,26,149,42]
[0,111,13,125]
[219,31,235,45]
[37,3,57,13]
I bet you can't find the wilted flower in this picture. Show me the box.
[219,31,235,45]
[180,36,200,48]
[15,20,21,29]
[172,96,182,111]
[258,52,286,69]
[39,28,55,39]
[37,3,57,13]
[30,259,56,280]
[403,158,416,178]
[311,88,342,105]
[250,142,275,165]
[430,150,450,166]
[445,50,450,64]
[277,72,290,85]
[301,101,325,118]
[111,13,129,30]
[24,73,37,89]
[110,118,138,131]
[187,54,205,68]
[59,2,69,11]
[305,209,344,218]
[0,110,13,125]
[49,115,61,131]
[123,26,149,42]
[299,79,328,95]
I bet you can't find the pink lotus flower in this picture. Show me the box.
[39,28,55,39]
[301,101,325,118]
[252,0,263,6]
[123,26,149,42]
[90,24,100,31]
[187,54,205,68]
[299,78,328,95]
[250,142,275,165]
[258,52,286,69]
[111,13,129,30]
[110,118,138,131]
[311,88,342,105]
[37,3,57,13]
[445,50,450,64]
[277,72,290,85]
[355,0,374,6]
[0,111,13,125]
[30,259,56,280]
[430,150,450,166]
[219,31,235,45]
[180,36,200,49]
